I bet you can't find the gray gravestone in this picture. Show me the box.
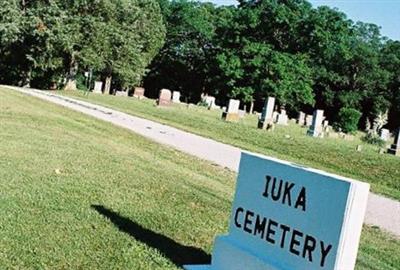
[258,97,275,129]
[388,129,400,156]
[307,110,325,137]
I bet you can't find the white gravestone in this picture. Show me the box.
[297,112,306,125]
[222,99,240,122]
[185,152,369,270]
[305,114,313,126]
[227,99,240,114]
[388,129,400,156]
[380,128,390,141]
[93,81,103,94]
[308,110,325,137]
[272,111,279,123]
[172,91,181,103]
[258,97,275,129]
[204,96,216,108]
[115,91,128,97]
[277,110,288,125]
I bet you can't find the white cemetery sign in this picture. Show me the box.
[185,152,369,270]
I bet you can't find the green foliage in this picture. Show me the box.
[0,0,166,89]
[362,133,386,147]
[144,0,217,101]
[336,107,362,134]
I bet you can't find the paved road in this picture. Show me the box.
[2,85,399,238]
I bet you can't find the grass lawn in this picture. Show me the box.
[0,87,399,269]
[59,90,400,201]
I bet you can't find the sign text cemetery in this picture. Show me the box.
[186,153,369,270]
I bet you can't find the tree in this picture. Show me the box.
[0,0,166,91]
[144,0,217,101]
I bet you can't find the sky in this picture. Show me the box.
[200,0,400,41]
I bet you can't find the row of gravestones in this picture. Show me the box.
[92,82,182,105]
[222,97,400,156]
[92,81,146,99]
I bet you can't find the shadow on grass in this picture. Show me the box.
[91,205,211,267]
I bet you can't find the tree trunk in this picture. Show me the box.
[64,53,78,91]
[104,76,112,95]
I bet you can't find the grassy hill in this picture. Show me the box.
[0,87,399,269]
[61,91,400,201]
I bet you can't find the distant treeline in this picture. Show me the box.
[1,0,399,130]
[145,0,400,130]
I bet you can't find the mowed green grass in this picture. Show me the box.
[0,88,399,270]
[60,91,400,201]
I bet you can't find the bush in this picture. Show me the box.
[335,107,362,134]
[362,133,386,147]
[197,100,209,107]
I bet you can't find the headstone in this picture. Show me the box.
[305,114,313,127]
[93,81,103,94]
[388,129,400,156]
[185,153,369,270]
[104,76,111,95]
[323,120,329,128]
[204,96,216,109]
[276,110,288,125]
[356,145,362,152]
[258,97,275,129]
[272,111,279,123]
[172,91,181,103]
[157,89,172,106]
[238,110,246,118]
[222,99,240,122]
[133,87,145,99]
[115,91,128,97]
[380,128,390,141]
[297,112,306,125]
[307,110,324,137]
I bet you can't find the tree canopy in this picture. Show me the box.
[144,0,400,130]
[0,0,166,90]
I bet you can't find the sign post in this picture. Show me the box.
[185,152,369,270]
